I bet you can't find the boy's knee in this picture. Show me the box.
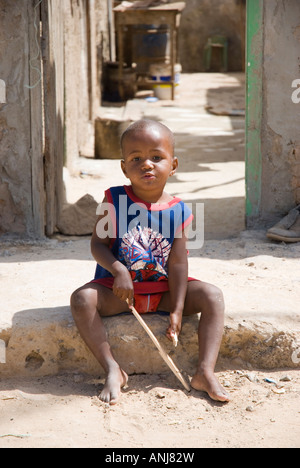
[70,287,94,314]
[202,283,225,310]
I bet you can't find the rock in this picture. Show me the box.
[246,372,259,383]
[280,375,292,382]
[246,405,255,412]
[57,194,99,236]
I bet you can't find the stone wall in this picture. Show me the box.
[179,0,245,72]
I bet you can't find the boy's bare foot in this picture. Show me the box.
[191,371,231,402]
[99,367,128,405]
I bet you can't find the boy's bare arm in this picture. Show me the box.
[91,198,134,305]
[166,234,189,339]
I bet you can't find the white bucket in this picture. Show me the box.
[150,63,181,100]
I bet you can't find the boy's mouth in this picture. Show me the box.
[142,173,155,179]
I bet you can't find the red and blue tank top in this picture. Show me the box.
[94,185,193,294]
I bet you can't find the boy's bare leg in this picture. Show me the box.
[186,282,230,402]
[159,281,230,402]
[70,283,129,405]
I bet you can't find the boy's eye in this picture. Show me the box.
[130,155,162,162]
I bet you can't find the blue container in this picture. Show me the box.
[132,25,170,72]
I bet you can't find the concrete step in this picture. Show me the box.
[0,306,299,380]
[1,234,299,380]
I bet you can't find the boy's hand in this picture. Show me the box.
[166,312,182,344]
[112,266,134,306]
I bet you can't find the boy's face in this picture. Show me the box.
[121,126,178,196]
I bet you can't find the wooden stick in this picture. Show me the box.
[127,301,191,392]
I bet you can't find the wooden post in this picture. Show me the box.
[107,0,116,62]
[245,0,263,226]
[117,22,125,101]
[28,0,45,237]
[41,0,65,236]
[170,15,175,100]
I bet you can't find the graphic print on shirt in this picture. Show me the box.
[119,225,171,283]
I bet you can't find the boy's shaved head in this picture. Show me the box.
[120,119,175,156]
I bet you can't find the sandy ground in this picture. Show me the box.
[0,73,299,449]
[0,370,299,448]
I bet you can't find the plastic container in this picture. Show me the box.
[132,25,170,74]
[150,63,181,100]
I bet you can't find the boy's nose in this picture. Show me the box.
[141,158,154,170]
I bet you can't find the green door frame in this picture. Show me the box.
[245,0,264,226]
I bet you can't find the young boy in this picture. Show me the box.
[70,119,230,405]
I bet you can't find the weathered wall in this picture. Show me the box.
[64,0,110,172]
[0,2,34,237]
[179,0,245,72]
[64,0,92,170]
[0,0,109,238]
[260,0,300,224]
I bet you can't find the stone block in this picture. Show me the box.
[94,100,144,159]
[95,116,130,159]
[0,307,200,380]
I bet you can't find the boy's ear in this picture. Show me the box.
[121,159,129,178]
[169,156,178,177]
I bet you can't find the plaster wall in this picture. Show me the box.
[179,0,245,72]
[64,0,110,172]
[0,2,33,237]
[0,0,109,237]
[64,0,92,170]
[261,0,300,223]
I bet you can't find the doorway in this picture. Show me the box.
[39,0,249,240]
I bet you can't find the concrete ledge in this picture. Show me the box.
[0,306,299,379]
[0,308,199,378]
